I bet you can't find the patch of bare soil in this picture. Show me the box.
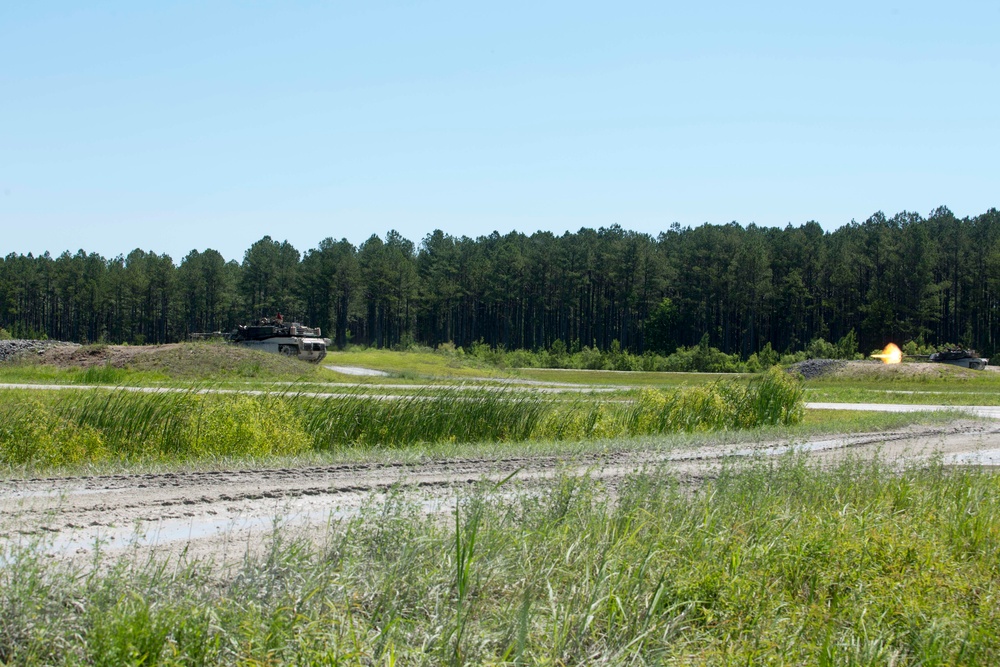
[2,420,997,565]
[37,343,183,368]
[26,341,311,377]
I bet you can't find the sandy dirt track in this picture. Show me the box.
[3,420,1000,566]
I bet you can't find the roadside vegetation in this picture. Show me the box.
[5,457,1000,664]
[0,369,803,471]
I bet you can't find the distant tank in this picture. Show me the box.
[192,316,331,362]
[231,317,330,362]
[927,348,988,370]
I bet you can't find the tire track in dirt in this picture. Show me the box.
[2,420,999,564]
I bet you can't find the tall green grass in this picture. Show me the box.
[75,363,131,385]
[0,368,803,469]
[3,458,1000,664]
[290,388,548,449]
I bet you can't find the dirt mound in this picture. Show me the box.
[840,360,982,380]
[128,342,312,378]
[808,359,982,381]
[37,343,179,368]
[787,359,847,379]
[16,341,317,378]
[788,358,986,381]
[0,339,77,363]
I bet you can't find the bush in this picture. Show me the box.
[576,345,608,370]
[805,337,838,359]
[0,398,105,468]
[505,348,536,368]
[188,395,312,459]
[464,335,818,373]
[836,329,861,359]
[635,367,803,433]
[903,337,959,356]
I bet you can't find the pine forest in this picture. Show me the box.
[2,206,999,358]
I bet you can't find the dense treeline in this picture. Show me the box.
[2,206,999,357]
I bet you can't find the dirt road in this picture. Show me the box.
[3,420,999,565]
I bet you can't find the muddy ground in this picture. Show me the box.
[2,420,999,567]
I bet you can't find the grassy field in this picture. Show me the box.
[320,349,732,387]
[0,369,804,472]
[324,348,506,380]
[2,348,998,663]
[5,458,1000,665]
[7,345,1000,407]
[2,346,995,475]
[511,367,743,387]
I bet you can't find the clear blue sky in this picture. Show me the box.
[2,1,998,263]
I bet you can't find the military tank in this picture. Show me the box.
[231,317,330,362]
[193,316,331,362]
[927,348,988,370]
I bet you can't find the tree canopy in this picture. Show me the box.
[2,207,999,357]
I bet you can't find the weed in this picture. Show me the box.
[188,394,312,459]
[0,397,105,467]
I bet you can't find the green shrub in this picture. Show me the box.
[803,330,864,360]
[0,398,105,467]
[536,369,803,440]
[188,395,311,458]
[835,328,861,358]
[806,337,838,359]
